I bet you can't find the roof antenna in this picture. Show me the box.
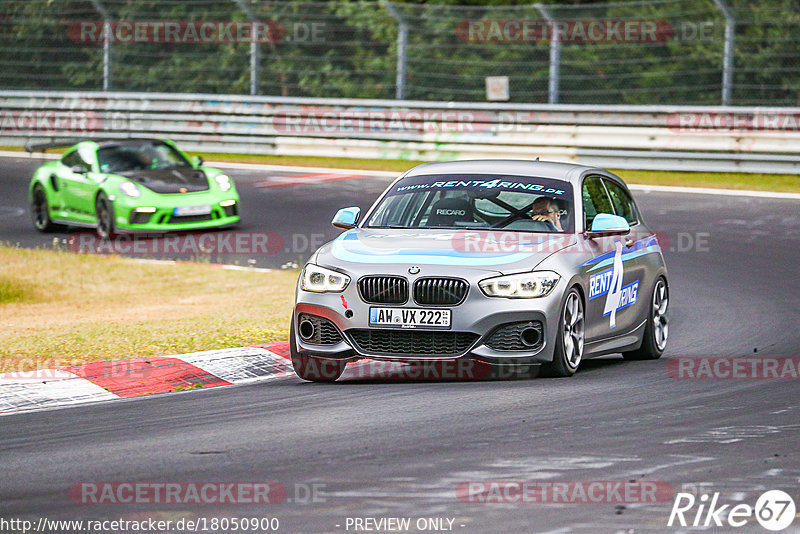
[535,156,540,161]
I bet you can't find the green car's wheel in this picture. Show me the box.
[95,192,115,240]
[31,185,59,232]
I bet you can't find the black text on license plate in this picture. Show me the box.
[369,307,451,329]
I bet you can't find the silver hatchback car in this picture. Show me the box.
[291,160,669,381]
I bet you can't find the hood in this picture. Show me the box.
[118,167,210,194]
[314,228,576,274]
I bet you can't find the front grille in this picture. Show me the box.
[485,321,544,351]
[222,203,238,217]
[128,211,152,224]
[413,277,469,306]
[168,213,214,224]
[358,276,408,304]
[348,329,479,356]
[298,314,343,345]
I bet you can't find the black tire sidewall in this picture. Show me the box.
[542,287,582,378]
[31,185,52,231]
[96,193,115,239]
[623,276,667,360]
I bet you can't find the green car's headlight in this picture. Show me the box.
[479,271,560,298]
[215,174,232,192]
[119,181,141,198]
[301,264,350,293]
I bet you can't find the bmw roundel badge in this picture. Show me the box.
[408,266,420,275]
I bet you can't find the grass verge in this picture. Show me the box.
[0,244,296,373]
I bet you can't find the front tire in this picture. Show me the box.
[31,185,59,232]
[290,321,346,382]
[95,192,115,240]
[623,277,668,360]
[541,288,584,377]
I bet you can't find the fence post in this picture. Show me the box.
[233,0,259,96]
[535,4,560,104]
[383,1,408,100]
[88,0,111,91]
[712,0,735,106]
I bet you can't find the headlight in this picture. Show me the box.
[215,174,232,192]
[119,181,141,198]
[479,271,560,298]
[301,264,350,293]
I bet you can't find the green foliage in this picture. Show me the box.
[0,0,798,104]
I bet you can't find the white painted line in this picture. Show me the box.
[0,149,58,159]
[128,258,273,272]
[207,160,398,177]
[1,150,795,199]
[211,161,800,199]
[628,183,800,200]
[219,264,273,273]
[129,258,178,266]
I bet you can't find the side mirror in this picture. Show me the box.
[70,164,88,174]
[332,207,361,230]
[586,213,630,237]
[192,155,204,168]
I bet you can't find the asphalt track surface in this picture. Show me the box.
[1,154,800,533]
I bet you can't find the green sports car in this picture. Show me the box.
[27,138,239,237]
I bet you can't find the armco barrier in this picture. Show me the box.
[2,90,800,174]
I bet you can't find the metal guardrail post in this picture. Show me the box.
[383,1,408,100]
[535,4,560,105]
[88,0,111,91]
[233,0,259,96]
[713,0,735,106]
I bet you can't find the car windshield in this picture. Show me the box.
[365,173,575,233]
[97,141,191,173]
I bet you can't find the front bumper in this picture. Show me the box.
[113,194,240,231]
[293,274,564,366]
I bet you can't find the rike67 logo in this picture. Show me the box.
[668,490,796,531]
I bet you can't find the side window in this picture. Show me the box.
[582,175,613,228]
[603,179,638,225]
[61,150,83,169]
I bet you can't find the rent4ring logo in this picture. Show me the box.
[668,489,796,531]
[588,241,639,329]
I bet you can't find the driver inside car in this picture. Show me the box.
[530,196,565,232]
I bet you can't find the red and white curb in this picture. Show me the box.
[0,342,292,416]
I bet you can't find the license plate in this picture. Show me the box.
[173,204,211,216]
[369,307,451,329]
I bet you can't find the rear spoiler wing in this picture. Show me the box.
[24,138,88,153]
[24,137,163,153]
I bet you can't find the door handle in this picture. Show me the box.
[625,238,635,248]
